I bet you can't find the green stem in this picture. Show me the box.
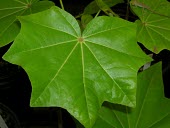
[58,108,63,128]
[75,13,83,19]
[94,10,101,18]
[59,0,64,10]
[125,0,130,20]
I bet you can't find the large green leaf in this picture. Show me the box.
[0,0,54,47]
[93,62,170,128]
[3,6,151,128]
[130,0,170,53]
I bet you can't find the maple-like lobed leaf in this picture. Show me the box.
[0,0,54,47]
[3,6,151,128]
[130,0,170,53]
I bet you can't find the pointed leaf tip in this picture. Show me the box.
[3,7,151,128]
[93,62,170,128]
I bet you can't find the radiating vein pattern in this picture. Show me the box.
[0,0,54,47]
[3,6,151,128]
[32,42,79,105]
[132,0,170,53]
[84,42,135,106]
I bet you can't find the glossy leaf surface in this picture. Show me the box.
[130,0,170,53]
[93,62,170,128]
[3,6,150,128]
[0,0,54,47]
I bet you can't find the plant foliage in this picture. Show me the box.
[92,62,170,128]
[0,0,54,47]
[3,6,151,128]
[1,0,170,127]
[130,0,170,53]
[83,0,123,15]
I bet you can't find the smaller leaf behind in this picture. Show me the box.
[81,14,93,30]
[0,0,54,47]
[130,0,170,53]
[95,0,119,16]
[83,0,123,15]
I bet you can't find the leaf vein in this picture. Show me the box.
[85,40,146,60]
[83,25,128,38]
[0,8,26,20]
[15,40,77,54]
[32,42,79,105]
[84,43,134,106]
[13,0,27,5]
[0,9,26,39]
[81,43,91,126]
[145,26,156,47]
[147,18,169,23]
[147,26,170,42]
[112,109,124,128]
[135,70,156,128]
[57,9,80,37]
[147,24,170,31]
[24,19,78,38]
[126,107,130,128]
[98,114,116,128]
[137,23,145,40]
[148,114,170,128]
[0,6,26,10]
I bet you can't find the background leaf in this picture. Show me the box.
[93,62,170,128]
[83,0,123,15]
[0,0,54,47]
[81,14,93,30]
[130,0,170,53]
[3,6,150,128]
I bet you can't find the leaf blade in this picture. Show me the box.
[93,62,170,128]
[3,7,150,128]
[0,0,54,47]
[83,16,151,106]
[130,0,170,53]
